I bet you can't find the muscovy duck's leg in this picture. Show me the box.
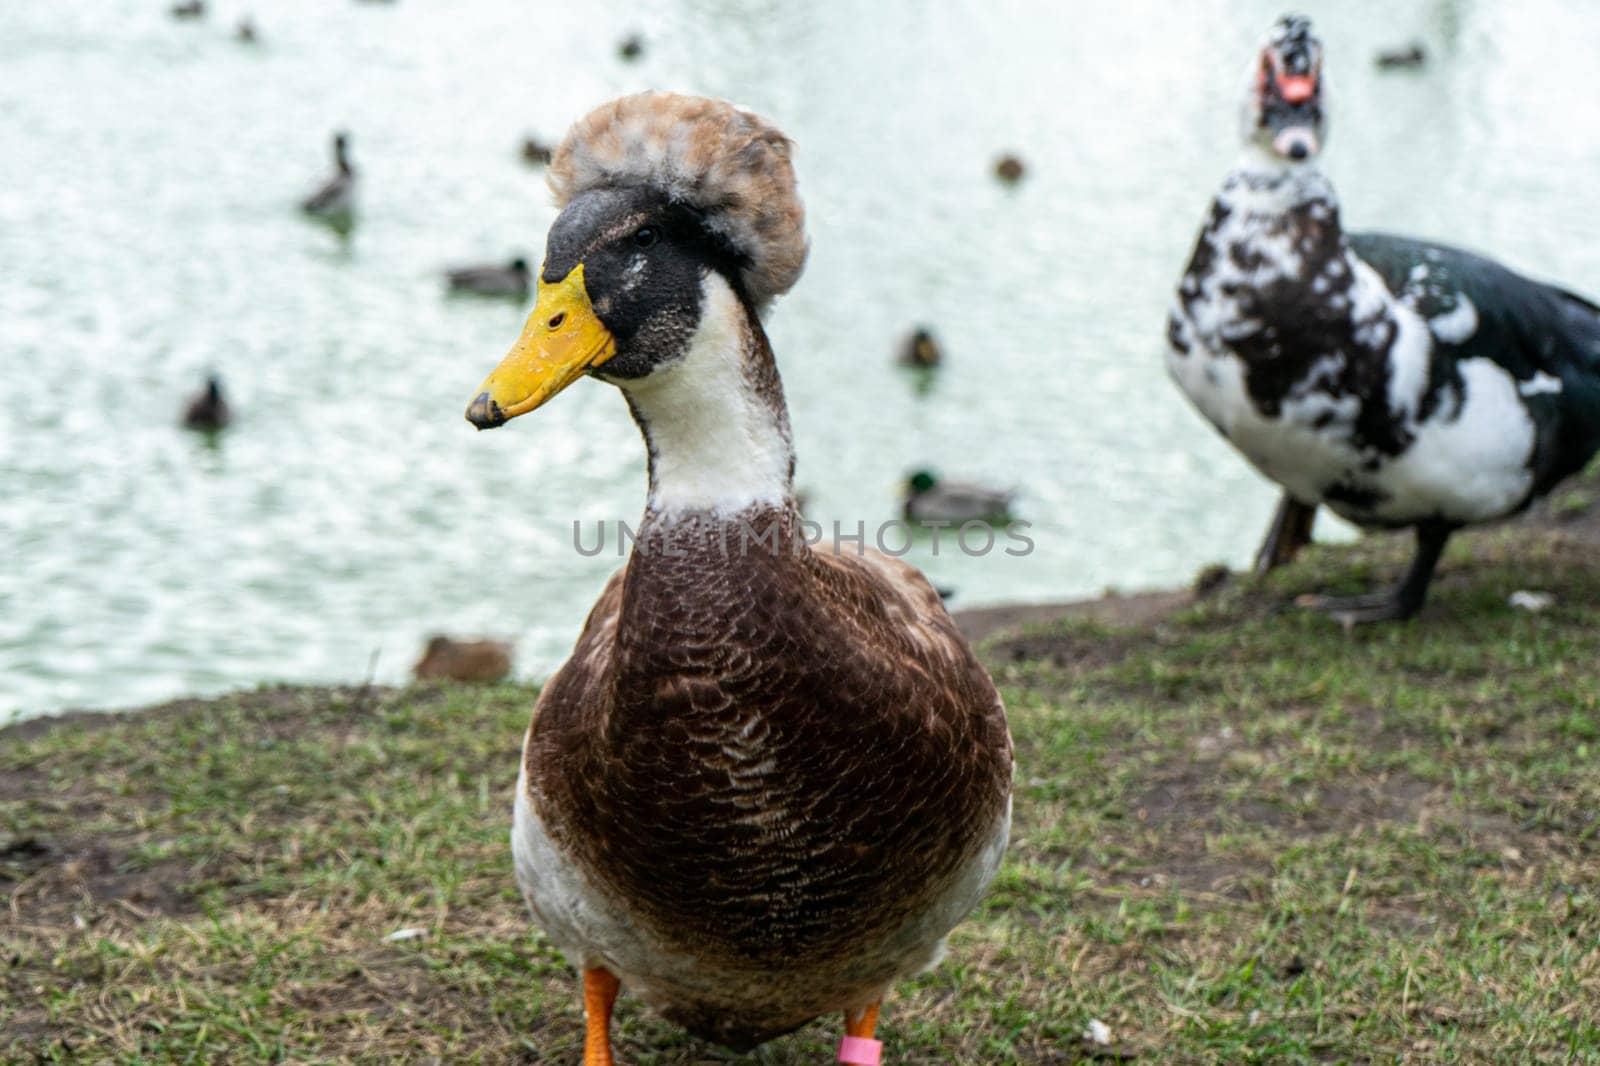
[1297,521,1454,624]
[1253,493,1319,576]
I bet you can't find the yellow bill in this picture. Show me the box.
[465,264,617,429]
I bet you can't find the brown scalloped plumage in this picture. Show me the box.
[525,507,1012,1048]
[548,92,808,307]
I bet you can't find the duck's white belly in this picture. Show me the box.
[1168,318,1538,527]
[1167,341,1356,506]
[511,757,1011,1020]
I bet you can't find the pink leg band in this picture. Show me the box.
[838,1035,882,1065]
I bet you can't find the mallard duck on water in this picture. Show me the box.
[1375,42,1426,70]
[898,326,942,369]
[300,132,356,220]
[182,374,231,432]
[521,136,554,166]
[1167,16,1600,622]
[994,153,1025,183]
[464,92,1012,1063]
[903,470,1015,525]
[445,257,531,299]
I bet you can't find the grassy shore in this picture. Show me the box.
[4,477,1600,1063]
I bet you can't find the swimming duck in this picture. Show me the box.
[445,257,531,299]
[899,327,943,369]
[464,92,1012,1063]
[994,154,1025,184]
[1167,15,1600,622]
[617,32,645,61]
[412,636,513,683]
[521,136,554,166]
[902,470,1015,525]
[1375,42,1426,70]
[170,0,204,19]
[300,132,356,220]
[182,374,231,432]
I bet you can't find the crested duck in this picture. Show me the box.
[412,636,513,683]
[994,154,1025,184]
[445,257,531,299]
[898,327,943,369]
[902,470,1015,525]
[1167,15,1600,622]
[464,92,1012,1062]
[301,132,356,220]
[182,374,231,432]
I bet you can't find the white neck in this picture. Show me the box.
[617,273,794,518]
[1227,147,1336,210]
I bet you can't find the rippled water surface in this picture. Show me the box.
[6,0,1600,719]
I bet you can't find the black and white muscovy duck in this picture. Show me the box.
[1167,15,1600,623]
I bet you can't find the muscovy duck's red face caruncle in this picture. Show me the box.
[1242,14,1327,163]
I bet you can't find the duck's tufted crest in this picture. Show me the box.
[549,92,808,307]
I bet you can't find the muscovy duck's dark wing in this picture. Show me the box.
[1351,231,1600,491]
[1350,232,1600,378]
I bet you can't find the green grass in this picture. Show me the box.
[4,507,1600,1063]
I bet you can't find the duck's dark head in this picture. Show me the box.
[466,93,806,432]
[333,132,352,171]
[1243,15,1327,163]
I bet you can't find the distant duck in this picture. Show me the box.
[994,153,1026,184]
[300,132,356,220]
[446,257,532,299]
[1375,42,1426,69]
[617,32,645,61]
[182,375,231,432]
[520,136,554,166]
[903,470,1016,525]
[1167,15,1600,623]
[235,16,258,43]
[170,0,205,19]
[899,327,943,369]
[413,636,513,683]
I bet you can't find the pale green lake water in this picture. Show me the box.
[5,0,1600,720]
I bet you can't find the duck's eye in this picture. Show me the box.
[632,226,659,249]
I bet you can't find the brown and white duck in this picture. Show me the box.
[464,92,1012,1063]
